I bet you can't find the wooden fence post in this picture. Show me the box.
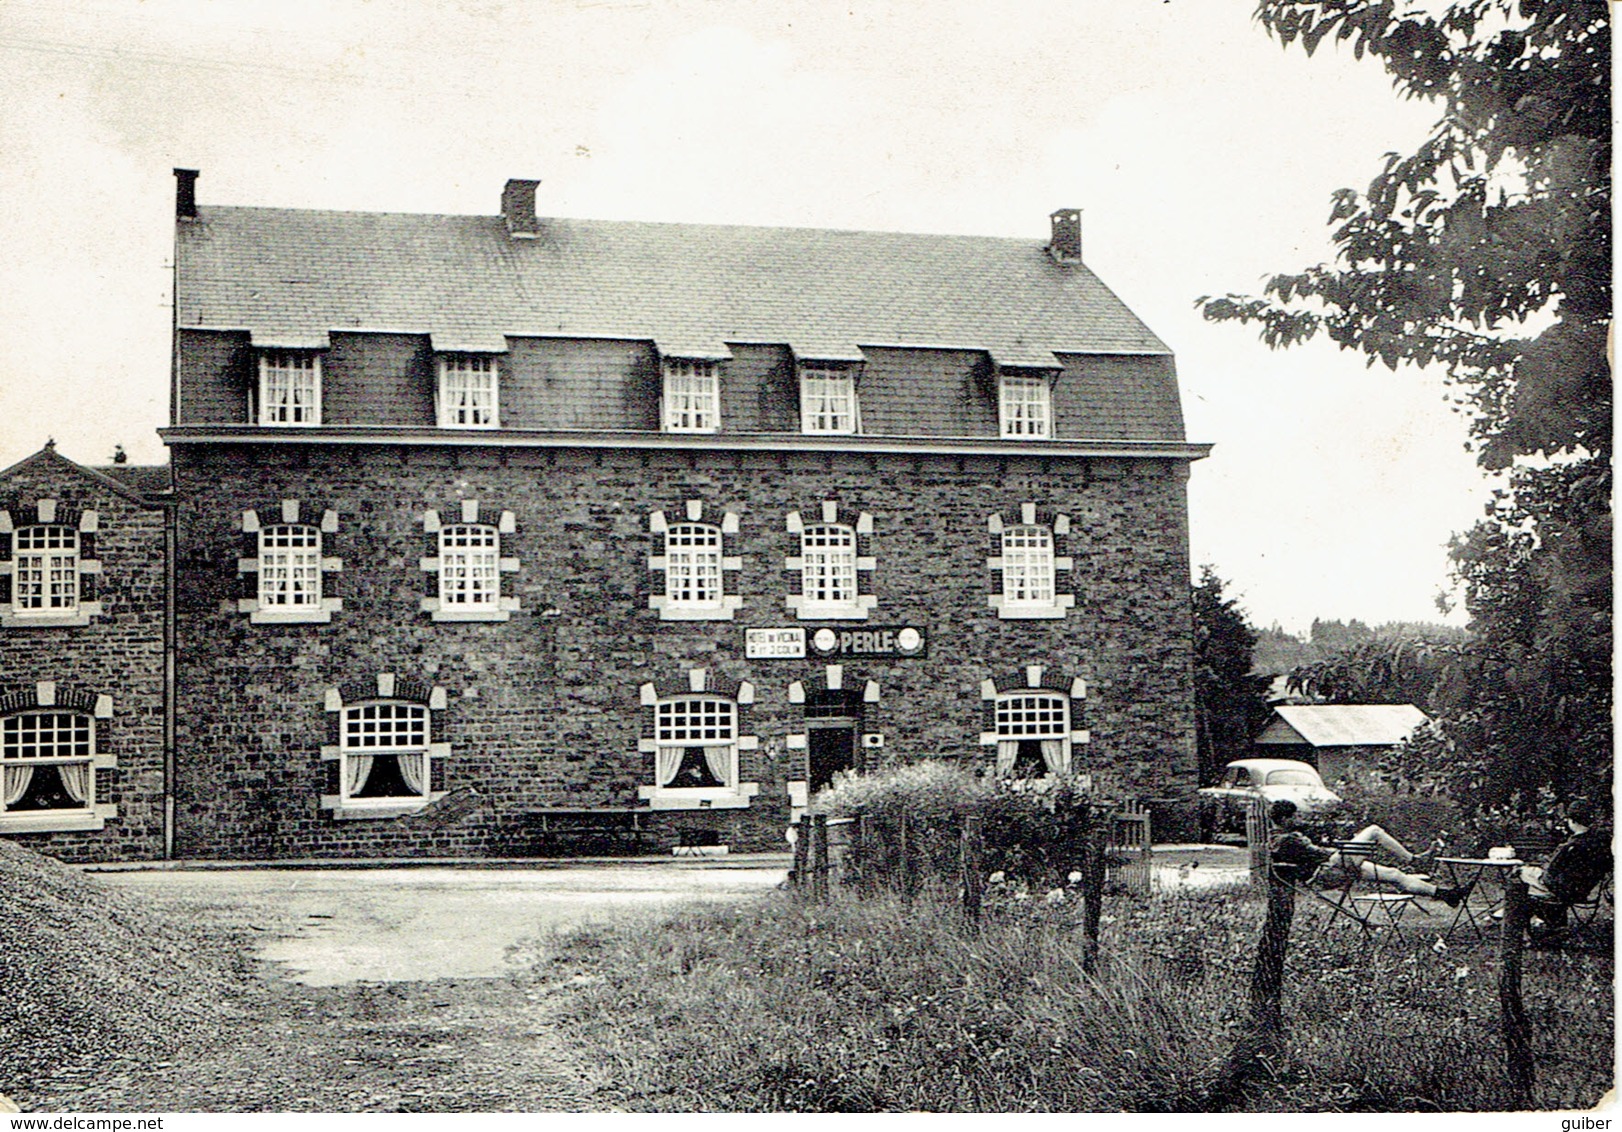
[961,813,984,923]
[1210,864,1296,1103]
[853,811,869,893]
[810,813,830,904]
[1081,808,1107,974]
[1499,873,1534,1108]
[791,816,809,896]
[1246,799,1271,895]
[898,809,913,903]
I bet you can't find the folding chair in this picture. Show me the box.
[1534,872,1614,951]
[1278,841,1421,946]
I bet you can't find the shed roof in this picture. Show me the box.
[175,207,1173,369]
[1259,705,1431,748]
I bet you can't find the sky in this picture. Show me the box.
[0,0,1499,635]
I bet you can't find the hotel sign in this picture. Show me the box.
[745,626,927,660]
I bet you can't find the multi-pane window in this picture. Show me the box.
[995,692,1070,778]
[438,355,499,428]
[439,524,500,610]
[662,359,720,433]
[800,524,858,611]
[1,711,95,815]
[665,523,724,610]
[1001,525,1056,607]
[999,375,1051,438]
[12,526,78,615]
[653,696,737,790]
[258,351,321,426]
[340,701,431,802]
[259,525,322,610]
[800,368,858,435]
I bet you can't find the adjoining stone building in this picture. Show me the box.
[0,171,1209,861]
[0,446,171,861]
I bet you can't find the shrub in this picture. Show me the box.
[1332,769,1459,850]
[809,761,1103,890]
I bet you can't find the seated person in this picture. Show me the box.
[1521,799,1612,933]
[1269,799,1472,906]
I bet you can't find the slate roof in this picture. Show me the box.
[99,465,173,497]
[0,447,170,505]
[1259,705,1431,748]
[175,207,1171,366]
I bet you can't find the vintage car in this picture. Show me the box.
[1197,758,1343,842]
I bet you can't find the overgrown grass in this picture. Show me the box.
[535,887,1614,1112]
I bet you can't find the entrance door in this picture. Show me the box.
[807,722,857,793]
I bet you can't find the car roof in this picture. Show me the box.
[1225,758,1320,775]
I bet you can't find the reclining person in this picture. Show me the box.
[1521,799,1612,935]
[1268,799,1472,906]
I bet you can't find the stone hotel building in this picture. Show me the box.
[0,172,1209,860]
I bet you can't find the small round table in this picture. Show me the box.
[1436,856,1524,944]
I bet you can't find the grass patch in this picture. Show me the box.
[536,887,1614,1112]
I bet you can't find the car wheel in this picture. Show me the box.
[1198,806,1215,845]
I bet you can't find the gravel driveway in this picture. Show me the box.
[92,859,788,985]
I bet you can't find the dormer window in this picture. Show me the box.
[998,373,1051,439]
[437,355,500,428]
[256,351,322,426]
[662,359,719,433]
[799,367,859,435]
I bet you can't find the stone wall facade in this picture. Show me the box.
[169,441,1198,858]
[0,452,168,862]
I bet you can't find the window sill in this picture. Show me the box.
[789,600,875,622]
[990,598,1073,620]
[320,791,444,819]
[243,598,341,624]
[0,609,95,628]
[651,596,743,621]
[638,782,760,810]
[429,608,512,622]
[0,806,113,833]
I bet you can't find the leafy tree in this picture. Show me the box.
[1200,0,1609,469]
[1286,633,1453,706]
[1192,567,1274,784]
[1200,0,1610,818]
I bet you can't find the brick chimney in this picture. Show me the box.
[174,168,199,221]
[502,178,541,238]
[1048,208,1081,263]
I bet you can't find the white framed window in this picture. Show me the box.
[800,367,859,435]
[662,359,720,433]
[238,502,342,624]
[0,686,116,831]
[653,696,738,792]
[648,504,742,621]
[12,525,79,616]
[1,502,102,628]
[1001,525,1056,607]
[637,670,761,811]
[987,507,1074,620]
[338,701,432,808]
[257,351,322,426]
[666,523,724,610]
[784,504,876,621]
[321,677,450,818]
[800,524,858,611]
[437,355,500,428]
[994,692,1071,778]
[420,503,519,622]
[979,670,1089,781]
[999,374,1051,438]
[1,710,97,825]
[439,524,500,610]
[258,524,323,611]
